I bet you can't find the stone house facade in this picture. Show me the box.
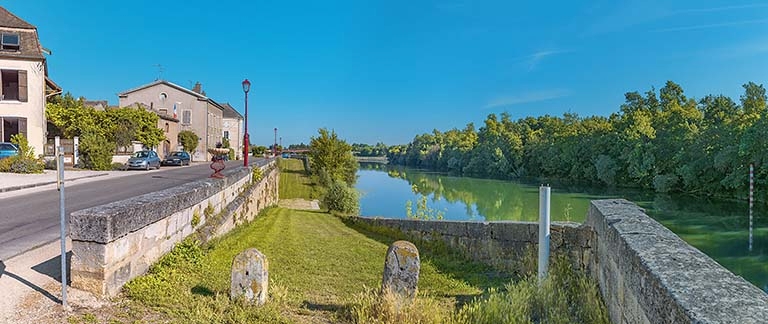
[0,6,60,154]
[221,103,243,159]
[118,80,224,161]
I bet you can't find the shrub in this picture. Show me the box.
[10,133,34,159]
[252,166,263,183]
[323,180,360,215]
[191,209,201,227]
[0,134,44,173]
[455,256,609,324]
[111,162,126,170]
[406,185,445,220]
[7,157,45,173]
[79,132,115,170]
[178,130,199,160]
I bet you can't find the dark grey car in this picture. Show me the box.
[162,151,191,166]
[126,150,161,170]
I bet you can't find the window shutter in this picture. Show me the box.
[18,70,27,102]
[18,117,27,138]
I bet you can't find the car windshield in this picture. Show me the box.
[170,152,184,157]
[132,151,149,158]
[0,143,16,150]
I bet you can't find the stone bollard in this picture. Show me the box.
[381,240,420,302]
[231,248,268,305]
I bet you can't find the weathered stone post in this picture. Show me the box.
[231,248,268,305]
[381,240,420,302]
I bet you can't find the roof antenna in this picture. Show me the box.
[153,64,164,81]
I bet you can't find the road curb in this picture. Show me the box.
[0,173,109,193]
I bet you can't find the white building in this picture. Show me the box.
[0,6,60,153]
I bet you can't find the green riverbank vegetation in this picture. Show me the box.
[387,81,768,199]
[308,128,360,215]
[67,156,608,323]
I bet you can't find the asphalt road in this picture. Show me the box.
[0,159,270,261]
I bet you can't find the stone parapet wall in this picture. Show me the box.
[349,217,594,275]
[354,199,768,324]
[588,199,768,324]
[69,161,279,296]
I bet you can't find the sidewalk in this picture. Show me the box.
[0,170,110,193]
[0,240,106,323]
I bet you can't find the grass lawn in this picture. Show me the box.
[279,158,323,200]
[69,158,607,324]
[71,158,504,323]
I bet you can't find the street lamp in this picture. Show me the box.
[242,79,251,167]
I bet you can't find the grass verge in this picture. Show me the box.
[279,158,322,200]
[69,155,608,324]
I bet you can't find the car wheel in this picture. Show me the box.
[145,164,150,171]
[156,163,161,170]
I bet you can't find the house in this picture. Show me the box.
[83,99,108,111]
[121,101,180,159]
[221,103,243,159]
[118,80,224,161]
[0,6,60,154]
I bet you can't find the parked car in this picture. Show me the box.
[0,142,18,159]
[162,151,191,166]
[126,150,161,170]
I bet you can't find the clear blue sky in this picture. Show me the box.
[9,1,768,146]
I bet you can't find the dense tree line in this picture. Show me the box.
[387,81,768,198]
[352,142,388,157]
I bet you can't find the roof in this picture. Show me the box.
[0,7,35,29]
[0,7,43,60]
[119,80,208,99]
[221,103,243,120]
[45,76,61,92]
[119,80,225,111]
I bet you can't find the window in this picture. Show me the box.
[159,92,167,101]
[0,117,26,141]
[1,33,19,51]
[1,70,27,102]
[158,108,168,115]
[182,110,191,125]
[165,122,169,133]
[223,131,229,139]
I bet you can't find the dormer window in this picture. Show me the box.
[1,33,19,51]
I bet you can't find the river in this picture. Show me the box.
[355,162,768,292]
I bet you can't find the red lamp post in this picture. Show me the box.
[242,79,251,167]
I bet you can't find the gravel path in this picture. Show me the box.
[278,198,321,210]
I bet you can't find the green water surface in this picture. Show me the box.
[356,163,768,292]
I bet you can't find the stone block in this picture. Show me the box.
[230,248,269,305]
[381,240,420,302]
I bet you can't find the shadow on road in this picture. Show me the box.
[0,260,62,304]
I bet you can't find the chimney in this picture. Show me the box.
[192,82,202,94]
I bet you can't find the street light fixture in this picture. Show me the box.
[242,79,251,167]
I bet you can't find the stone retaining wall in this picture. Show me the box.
[588,199,768,324]
[69,161,279,296]
[354,199,768,324]
[349,217,594,275]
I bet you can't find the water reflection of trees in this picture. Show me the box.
[382,165,542,221]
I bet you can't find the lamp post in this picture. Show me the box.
[242,79,251,167]
[273,127,277,157]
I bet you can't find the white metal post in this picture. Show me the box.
[56,141,67,308]
[538,185,551,282]
[749,164,754,252]
[73,136,79,166]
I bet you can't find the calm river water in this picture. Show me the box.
[355,163,768,292]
